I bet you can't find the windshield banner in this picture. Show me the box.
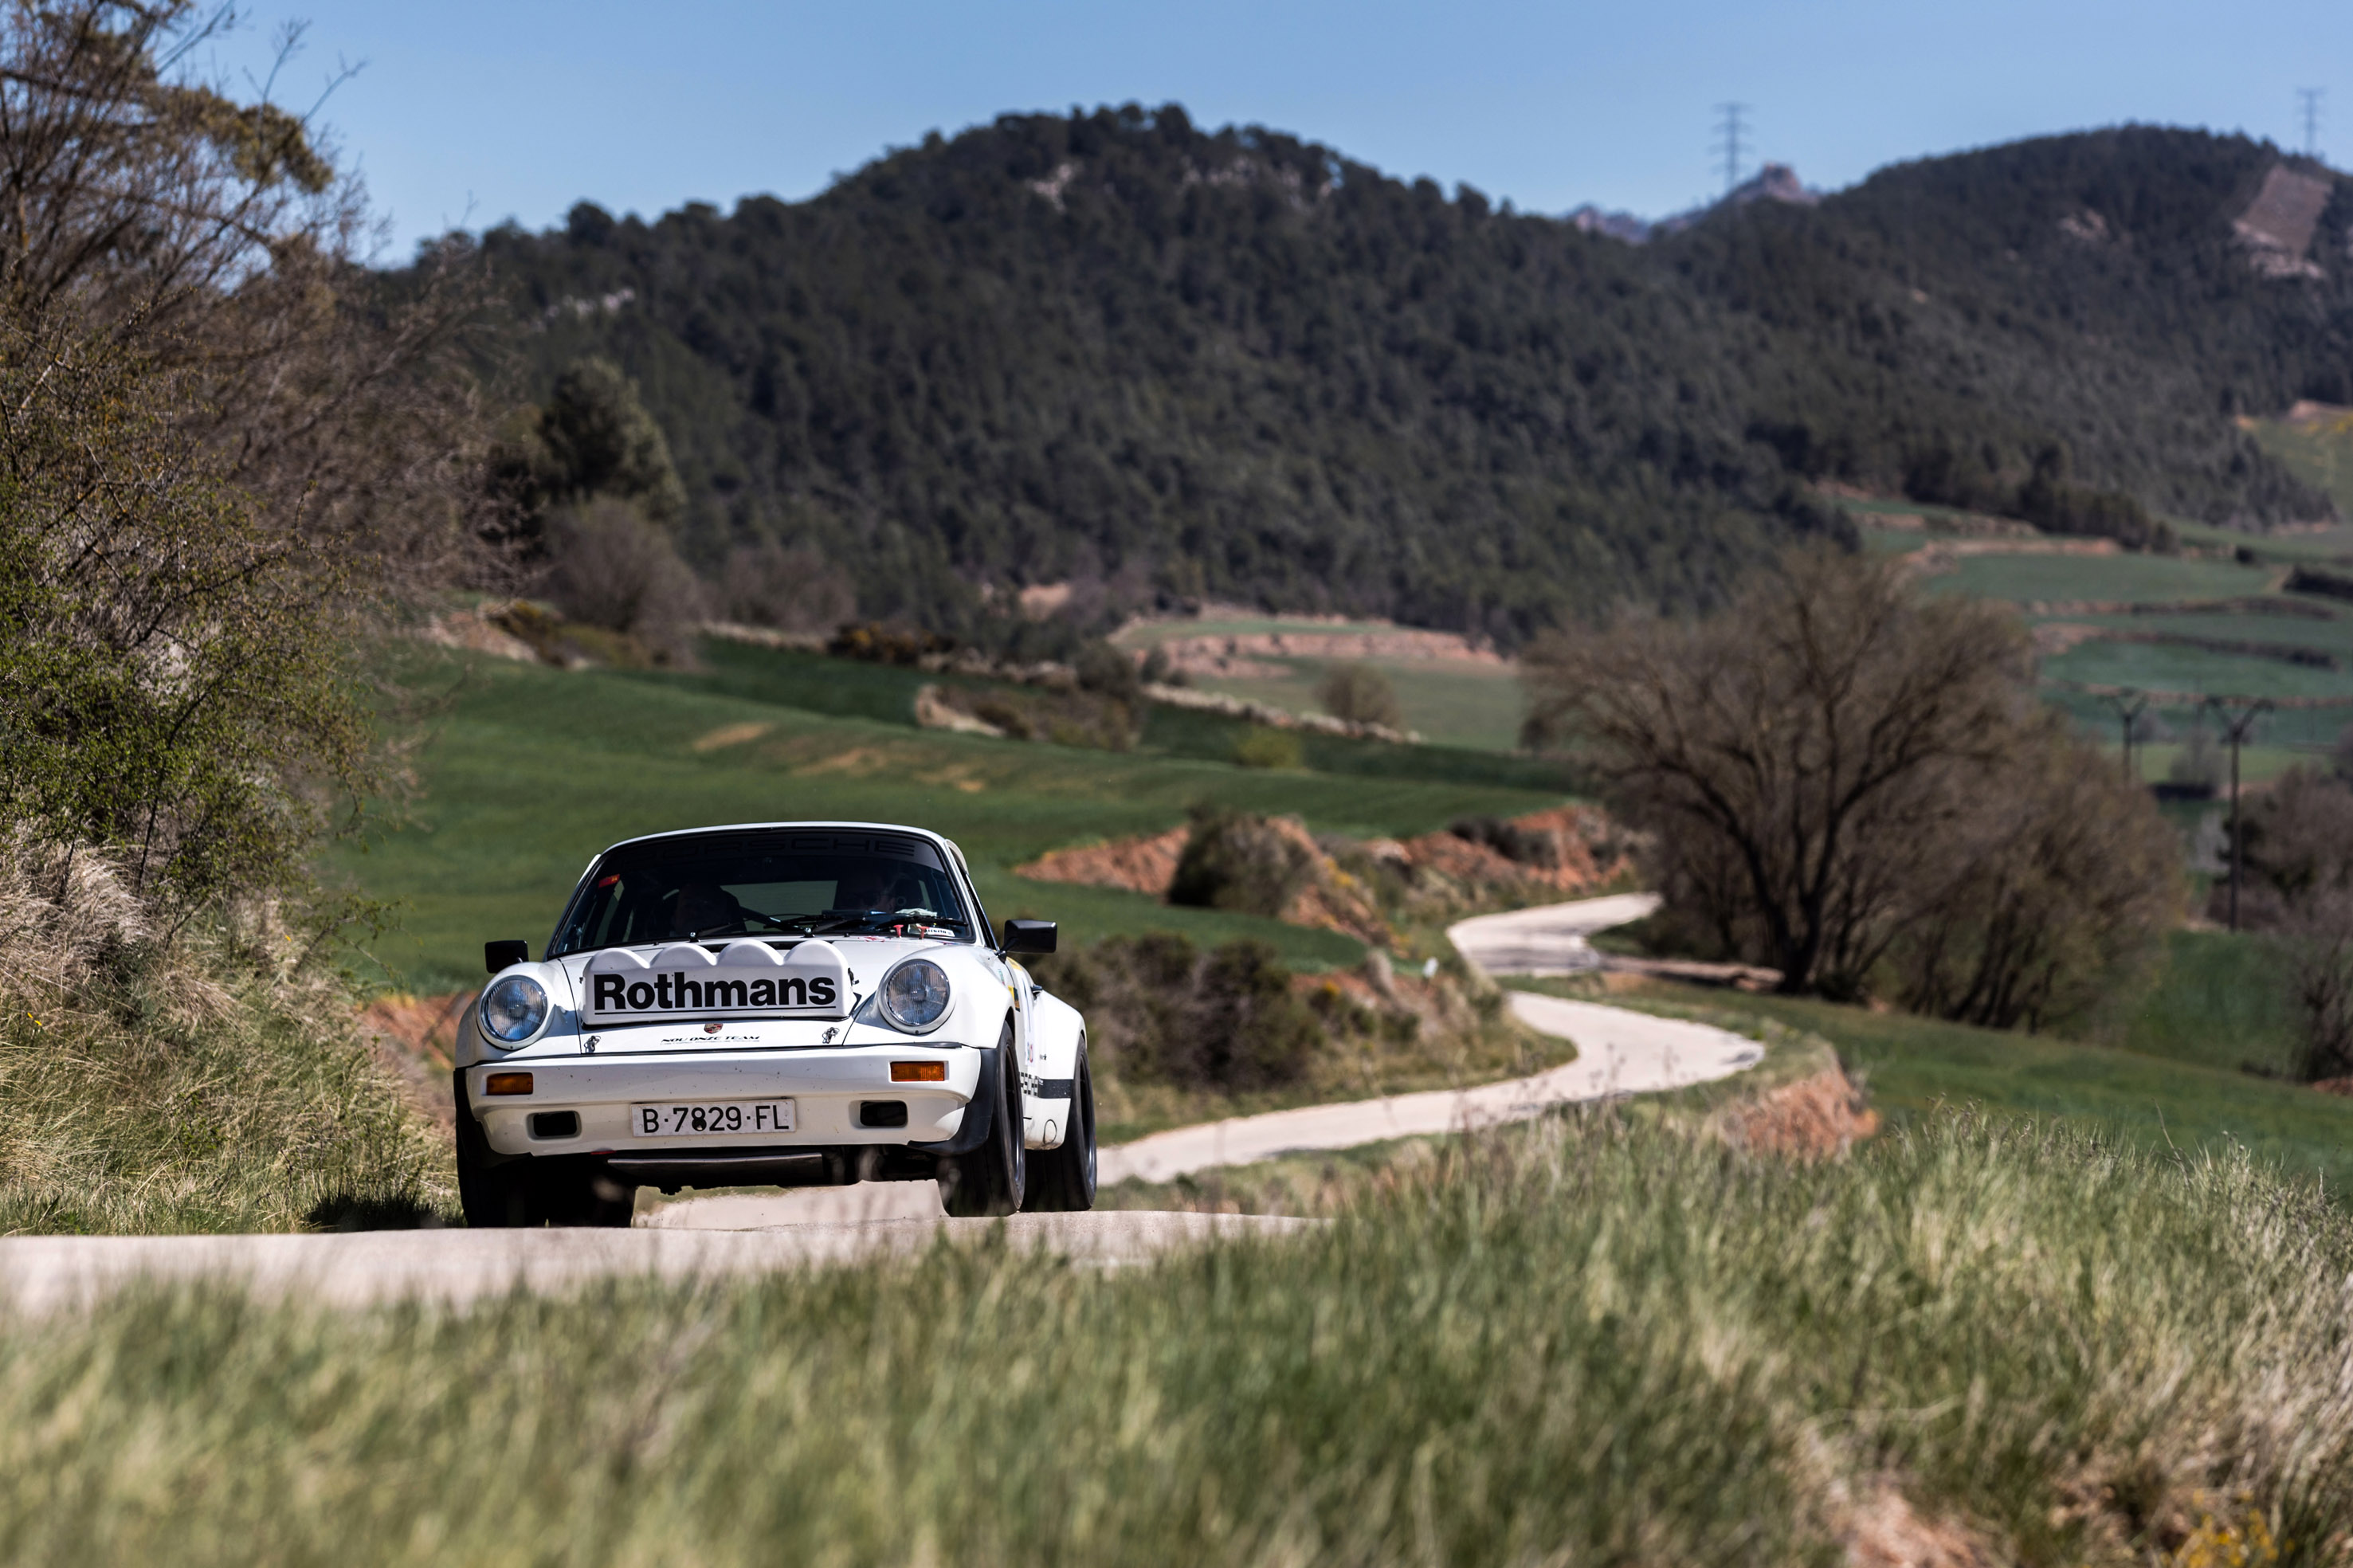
[585,939,850,1021]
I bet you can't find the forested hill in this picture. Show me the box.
[456,108,2353,644]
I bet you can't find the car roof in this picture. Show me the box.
[592,821,959,861]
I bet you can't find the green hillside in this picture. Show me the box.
[449,114,2351,642]
[339,643,1566,993]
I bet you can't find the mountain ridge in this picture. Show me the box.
[449,109,2353,643]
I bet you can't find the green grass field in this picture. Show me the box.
[2039,636,2353,701]
[1847,517,2353,752]
[2241,413,2353,525]
[1109,616,1528,751]
[1521,929,2353,1190]
[9,1112,2351,1566]
[2170,512,2353,563]
[1926,548,2279,605]
[334,646,1571,993]
[1169,657,1526,751]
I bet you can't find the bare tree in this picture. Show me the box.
[0,2,500,594]
[1893,715,2179,1029]
[0,4,503,915]
[2218,766,2353,1079]
[1522,548,2033,998]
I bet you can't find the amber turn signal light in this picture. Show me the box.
[484,1072,534,1096]
[890,1061,947,1083]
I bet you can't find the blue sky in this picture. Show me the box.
[206,0,2350,260]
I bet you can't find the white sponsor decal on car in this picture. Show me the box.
[585,939,850,1021]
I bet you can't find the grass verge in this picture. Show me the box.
[1521,967,2353,1193]
[4,1111,2348,1564]
[0,954,454,1234]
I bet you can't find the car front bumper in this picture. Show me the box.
[464,1043,982,1160]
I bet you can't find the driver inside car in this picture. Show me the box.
[669,879,751,938]
[831,863,919,915]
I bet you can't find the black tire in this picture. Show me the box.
[453,1073,636,1228]
[1021,1040,1096,1213]
[454,1071,532,1228]
[942,1025,1026,1217]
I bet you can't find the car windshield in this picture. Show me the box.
[549,829,974,956]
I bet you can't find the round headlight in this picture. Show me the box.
[480,974,550,1045]
[879,959,951,1033]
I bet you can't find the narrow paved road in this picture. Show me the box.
[0,1213,1316,1314]
[1445,892,1661,976]
[1092,991,1759,1185]
[0,896,1751,1308]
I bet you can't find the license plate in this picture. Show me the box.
[629,1100,795,1138]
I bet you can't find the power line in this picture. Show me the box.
[2298,87,2324,160]
[1713,103,1750,197]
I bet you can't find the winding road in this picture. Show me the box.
[0,896,1760,1310]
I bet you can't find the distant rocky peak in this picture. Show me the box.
[1568,163,1821,244]
[1726,163,1822,209]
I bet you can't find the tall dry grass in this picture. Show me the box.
[2,1112,2348,1564]
[0,838,451,1233]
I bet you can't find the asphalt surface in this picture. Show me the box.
[1,895,1750,1310]
[1445,892,1662,975]
[0,1213,1318,1314]
[1088,990,1760,1186]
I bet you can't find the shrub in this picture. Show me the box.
[720,540,857,632]
[1230,727,1303,770]
[2211,766,2353,1079]
[1030,932,1322,1091]
[1167,808,1314,918]
[0,327,372,913]
[538,499,706,663]
[827,621,955,666]
[1073,640,1141,701]
[1448,815,1562,870]
[1316,662,1402,728]
[2170,721,2226,794]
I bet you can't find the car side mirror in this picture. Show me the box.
[485,939,529,974]
[1001,919,1057,955]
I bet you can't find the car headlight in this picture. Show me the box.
[480,974,550,1045]
[878,959,951,1033]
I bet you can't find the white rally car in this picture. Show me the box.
[453,821,1097,1225]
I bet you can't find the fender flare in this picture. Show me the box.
[908,1044,1004,1157]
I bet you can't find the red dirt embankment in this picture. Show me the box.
[358,991,474,1128]
[1712,1066,1880,1160]
[1014,806,1622,947]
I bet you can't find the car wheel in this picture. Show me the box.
[453,1071,531,1228]
[1021,1040,1096,1213]
[942,1023,1026,1217]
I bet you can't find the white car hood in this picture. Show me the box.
[518,934,1009,1057]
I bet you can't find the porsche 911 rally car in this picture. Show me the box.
[454,821,1096,1226]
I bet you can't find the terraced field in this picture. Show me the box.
[1111,615,1525,751]
[1853,498,2353,762]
